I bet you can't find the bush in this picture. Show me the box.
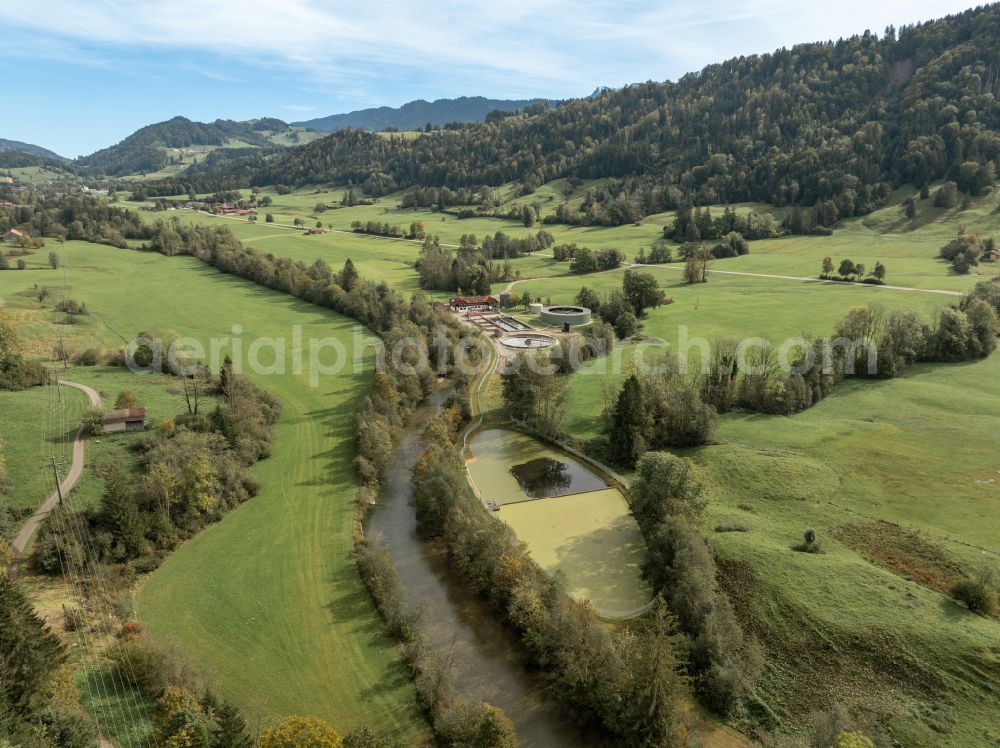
[435,701,516,748]
[951,579,996,615]
[343,726,400,748]
[83,408,105,436]
[714,521,749,533]
[792,528,823,554]
[115,390,139,409]
[109,635,201,699]
[38,706,97,748]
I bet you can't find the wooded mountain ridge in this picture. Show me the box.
[164,3,1000,226]
[294,95,557,132]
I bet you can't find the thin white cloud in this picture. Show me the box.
[0,0,984,102]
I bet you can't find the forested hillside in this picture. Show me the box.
[0,138,64,161]
[294,95,554,131]
[170,5,1000,226]
[73,116,303,176]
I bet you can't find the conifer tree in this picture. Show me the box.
[0,572,65,716]
[99,463,144,559]
[610,374,648,466]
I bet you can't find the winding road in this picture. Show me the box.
[9,380,101,564]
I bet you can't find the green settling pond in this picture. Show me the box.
[467,429,652,618]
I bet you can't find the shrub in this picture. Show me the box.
[951,579,996,615]
[109,635,201,699]
[63,606,84,632]
[115,390,139,409]
[435,701,516,748]
[83,408,105,436]
[38,706,97,748]
[343,726,400,748]
[793,528,823,553]
[714,521,749,533]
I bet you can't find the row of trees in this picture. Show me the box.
[820,256,887,284]
[600,283,1000,444]
[629,452,762,714]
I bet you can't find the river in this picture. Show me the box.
[363,388,591,747]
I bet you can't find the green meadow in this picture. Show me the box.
[159,178,1000,300]
[0,241,428,741]
[5,175,998,743]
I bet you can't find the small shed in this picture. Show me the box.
[102,408,147,434]
[2,228,23,243]
[982,248,1000,263]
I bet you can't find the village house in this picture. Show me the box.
[449,295,499,313]
[306,227,326,235]
[2,228,23,243]
[101,408,147,434]
[982,247,1000,263]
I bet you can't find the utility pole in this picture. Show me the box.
[48,457,66,506]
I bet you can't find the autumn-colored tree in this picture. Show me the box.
[115,389,140,409]
[259,715,342,748]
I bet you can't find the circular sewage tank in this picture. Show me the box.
[540,305,591,327]
[501,333,558,350]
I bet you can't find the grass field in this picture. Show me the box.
[18,180,993,743]
[0,241,428,741]
[693,356,1000,744]
[140,180,1000,329]
[540,295,1000,741]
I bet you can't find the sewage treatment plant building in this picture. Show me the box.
[539,305,592,327]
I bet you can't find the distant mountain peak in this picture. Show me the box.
[294,96,559,132]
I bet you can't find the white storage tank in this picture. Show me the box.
[528,302,544,315]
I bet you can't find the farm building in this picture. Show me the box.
[449,295,499,312]
[2,228,23,243]
[982,248,1000,262]
[306,227,326,235]
[102,408,147,434]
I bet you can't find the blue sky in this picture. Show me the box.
[0,0,982,158]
